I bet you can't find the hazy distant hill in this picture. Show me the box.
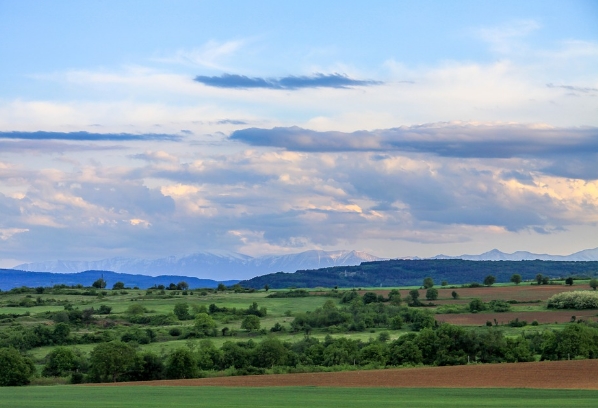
[13,250,382,280]
[0,269,238,291]
[240,259,598,289]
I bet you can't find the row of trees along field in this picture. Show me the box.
[3,320,598,385]
[2,285,598,385]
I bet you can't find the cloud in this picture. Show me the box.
[130,150,179,163]
[155,39,247,70]
[0,140,125,153]
[193,73,383,90]
[0,131,182,142]
[217,119,248,125]
[230,123,598,158]
[476,19,540,54]
[546,83,598,94]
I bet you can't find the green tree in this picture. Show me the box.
[389,315,404,330]
[177,281,189,291]
[254,337,288,368]
[42,347,82,377]
[241,315,261,332]
[264,284,270,292]
[173,303,190,320]
[425,288,438,301]
[0,347,35,386]
[89,341,136,382]
[362,292,378,304]
[388,339,422,366]
[483,275,496,286]
[510,274,522,285]
[590,279,598,291]
[126,303,146,316]
[92,278,106,289]
[469,298,486,312]
[565,277,574,286]
[194,313,217,337]
[451,290,459,299]
[388,289,402,305]
[536,274,544,285]
[112,281,125,290]
[423,277,434,289]
[165,348,198,379]
[407,289,421,306]
[217,283,226,291]
[52,322,71,344]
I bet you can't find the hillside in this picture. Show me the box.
[240,259,598,289]
[0,269,238,291]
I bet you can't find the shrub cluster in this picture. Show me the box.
[547,291,598,309]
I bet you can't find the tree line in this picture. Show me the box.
[3,320,598,386]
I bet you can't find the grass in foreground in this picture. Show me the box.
[3,386,598,408]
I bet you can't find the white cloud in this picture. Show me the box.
[153,39,248,70]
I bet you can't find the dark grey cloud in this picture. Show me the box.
[194,73,382,90]
[217,119,248,125]
[546,83,598,93]
[0,131,182,142]
[230,124,598,158]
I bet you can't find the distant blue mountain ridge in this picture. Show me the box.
[0,269,238,291]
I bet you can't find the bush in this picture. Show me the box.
[468,298,486,312]
[488,300,511,312]
[547,291,598,310]
[169,327,182,336]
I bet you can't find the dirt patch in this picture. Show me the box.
[97,360,598,389]
[436,310,598,325]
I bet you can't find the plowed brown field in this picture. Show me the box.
[98,360,598,389]
[436,310,598,325]
[360,284,588,303]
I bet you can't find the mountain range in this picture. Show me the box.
[12,250,382,280]
[431,247,598,262]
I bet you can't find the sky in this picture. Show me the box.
[1,1,598,268]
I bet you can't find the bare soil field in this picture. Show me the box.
[436,310,598,325]
[100,359,598,389]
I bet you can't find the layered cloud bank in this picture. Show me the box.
[0,3,597,268]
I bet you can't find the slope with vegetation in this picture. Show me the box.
[240,259,598,289]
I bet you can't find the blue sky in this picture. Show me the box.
[0,1,597,269]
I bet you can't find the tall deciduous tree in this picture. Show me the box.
[425,288,438,300]
[194,313,217,337]
[241,315,261,332]
[89,341,136,382]
[510,274,522,285]
[0,347,35,386]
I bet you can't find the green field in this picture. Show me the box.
[3,386,598,408]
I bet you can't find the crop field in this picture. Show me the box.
[359,282,591,303]
[3,386,598,408]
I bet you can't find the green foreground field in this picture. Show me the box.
[3,386,598,408]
